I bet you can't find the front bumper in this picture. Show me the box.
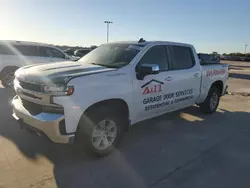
[12,96,75,144]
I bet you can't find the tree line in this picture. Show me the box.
[222,53,250,57]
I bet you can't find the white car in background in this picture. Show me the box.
[0,40,73,88]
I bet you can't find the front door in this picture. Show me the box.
[132,45,173,122]
[132,45,201,123]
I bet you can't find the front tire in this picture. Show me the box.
[76,107,125,157]
[1,68,17,88]
[199,86,220,113]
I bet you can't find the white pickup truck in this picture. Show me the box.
[12,40,229,156]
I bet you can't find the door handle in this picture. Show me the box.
[165,76,173,81]
[193,73,199,78]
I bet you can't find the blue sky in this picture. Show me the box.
[1,0,249,53]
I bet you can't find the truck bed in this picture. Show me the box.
[197,63,229,104]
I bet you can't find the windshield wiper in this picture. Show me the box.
[91,63,105,66]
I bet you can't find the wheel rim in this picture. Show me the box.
[92,119,117,150]
[210,92,218,110]
[3,72,15,87]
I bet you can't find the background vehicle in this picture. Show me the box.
[0,40,72,88]
[74,48,92,57]
[63,48,75,56]
[90,45,98,50]
[12,40,229,157]
[198,53,220,64]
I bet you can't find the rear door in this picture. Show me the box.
[165,45,201,110]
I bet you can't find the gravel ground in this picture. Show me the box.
[223,60,250,94]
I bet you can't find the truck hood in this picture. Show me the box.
[15,61,115,85]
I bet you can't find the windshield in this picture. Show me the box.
[78,43,141,68]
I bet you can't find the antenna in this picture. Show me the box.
[138,38,146,43]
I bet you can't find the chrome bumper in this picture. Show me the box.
[12,96,75,144]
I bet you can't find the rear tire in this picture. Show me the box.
[1,67,18,88]
[199,86,220,114]
[75,106,126,157]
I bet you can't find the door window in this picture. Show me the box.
[14,45,40,57]
[169,46,195,70]
[137,45,168,71]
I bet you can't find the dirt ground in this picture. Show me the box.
[223,60,250,94]
[0,60,250,188]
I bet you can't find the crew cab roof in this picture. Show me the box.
[108,40,193,48]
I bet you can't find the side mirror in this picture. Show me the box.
[136,64,159,80]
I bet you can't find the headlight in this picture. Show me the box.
[44,85,74,96]
[44,85,65,92]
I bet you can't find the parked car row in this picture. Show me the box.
[63,45,97,58]
[74,49,92,57]
[63,48,75,56]
[220,55,250,62]
[198,53,220,64]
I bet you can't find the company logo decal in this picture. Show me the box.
[141,79,164,95]
[165,76,173,82]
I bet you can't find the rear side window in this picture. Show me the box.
[170,46,195,70]
[0,44,15,55]
[14,45,40,57]
[138,45,168,71]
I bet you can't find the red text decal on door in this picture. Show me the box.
[142,84,162,95]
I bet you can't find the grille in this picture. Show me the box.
[20,91,42,100]
[42,105,64,114]
[20,98,64,115]
[19,81,42,92]
[20,98,42,115]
